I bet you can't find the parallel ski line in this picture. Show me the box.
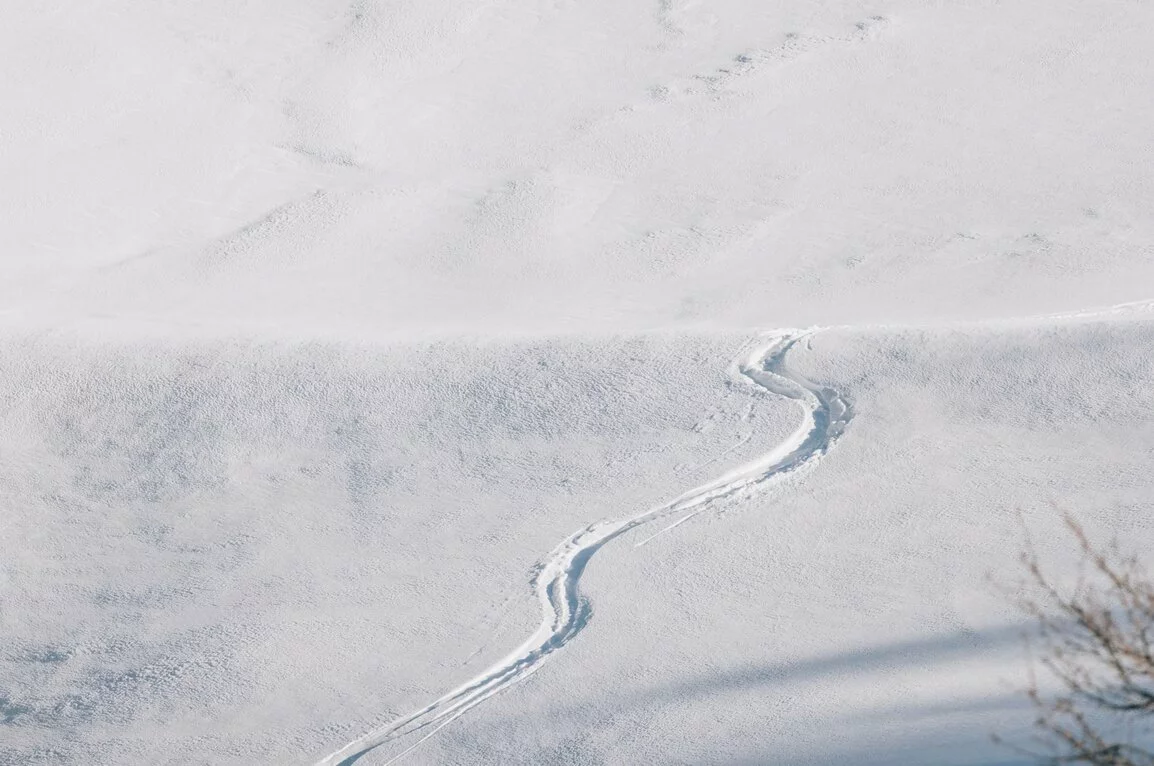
[313,329,852,766]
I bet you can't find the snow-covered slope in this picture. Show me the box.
[390,317,1154,766]
[3,1,1153,337]
[2,1,1153,764]
[0,333,799,764]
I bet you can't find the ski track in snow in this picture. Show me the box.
[313,329,853,766]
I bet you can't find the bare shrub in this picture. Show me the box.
[1001,515,1154,765]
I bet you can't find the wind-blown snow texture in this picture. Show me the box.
[3,1,1154,764]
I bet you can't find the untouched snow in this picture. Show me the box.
[3,1,1154,764]
[3,1,1154,337]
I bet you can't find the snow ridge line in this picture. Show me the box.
[312,329,852,766]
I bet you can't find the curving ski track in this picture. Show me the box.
[314,330,852,766]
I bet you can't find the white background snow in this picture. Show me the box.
[2,1,1153,764]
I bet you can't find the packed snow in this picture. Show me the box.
[2,1,1153,764]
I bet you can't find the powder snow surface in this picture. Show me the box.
[2,1,1153,764]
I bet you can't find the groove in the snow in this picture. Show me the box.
[313,330,852,766]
